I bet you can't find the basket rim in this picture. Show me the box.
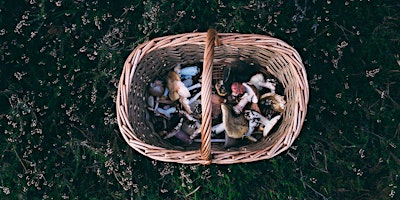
[116,31,309,164]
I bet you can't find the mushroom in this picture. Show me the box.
[164,118,183,139]
[210,103,248,147]
[211,123,225,135]
[230,82,246,97]
[148,79,165,110]
[193,138,226,143]
[233,83,260,114]
[189,99,201,119]
[174,64,200,79]
[242,116,259,142]
[187,82,201,91]
[166,70,183,101]
[166,70,192,114]
[223,60,260,92]
[179,95,192,115]
[155,107,177,119]
[189,91,201,104]
[147,95,155,108]
[182,78,193,88]
[221,103,248,148]
[174,131,192,144]
[164,118,192,144]
[181,120,198,136]
[181,112,201,140]
[260,92,286,113]
[215,80,227,96]
[149,80,165,97]
[248,73,277,93]
[210,122,241,147]
[244,110,282,137]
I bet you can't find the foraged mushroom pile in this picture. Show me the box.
[147,61,286,148]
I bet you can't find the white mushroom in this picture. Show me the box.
[233,83,258,114]
[261,114,281,137]
[189,91,201,104]
[244,110,282,137]
[175,64,200,79]
[248,73,277,93]
[187,82,201,91]
[179,94,192,115]
[155,107,177,119]
[164,118,183,139]
[211,123,225,135]
[182,78,193,88]
[190,129,201,140]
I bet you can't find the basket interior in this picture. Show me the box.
[128,43,299,152]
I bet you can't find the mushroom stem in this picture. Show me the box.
[233,83,258,114]
[179,97,192,114]
[193,139,226,143]
[243,121,257,138]
[233,93,251,114]
[189,91,201,104]
[262,114,281,137]
[244,110,282,137]
[179,110,196,121]
[212,123,225,135]
[164,118,184,139]
[154,97,160,110]
[156,107,177,119]
[187,82,201,91]
[179,66,200,79]
[178,110,201,139]
[163,88,169,97]
[189,129,201,140]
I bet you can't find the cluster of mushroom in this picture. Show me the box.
[147,64,203,145]
[147,61,286,148]
[210,61,286,148]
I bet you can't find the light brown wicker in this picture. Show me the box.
[116,29,309,164]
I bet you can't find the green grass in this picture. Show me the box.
[1,0,399,199]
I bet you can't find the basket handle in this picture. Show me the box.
[200,29,220,164]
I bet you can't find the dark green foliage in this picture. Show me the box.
[0,0,399,199]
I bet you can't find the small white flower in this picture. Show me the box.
[0,186,10,195]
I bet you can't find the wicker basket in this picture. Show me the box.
[116,29,309,164]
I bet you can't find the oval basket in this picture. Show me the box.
[116,29,309,164]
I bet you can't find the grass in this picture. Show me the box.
[1,0,399,199]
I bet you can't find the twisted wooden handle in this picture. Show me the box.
[200,29,220,164]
